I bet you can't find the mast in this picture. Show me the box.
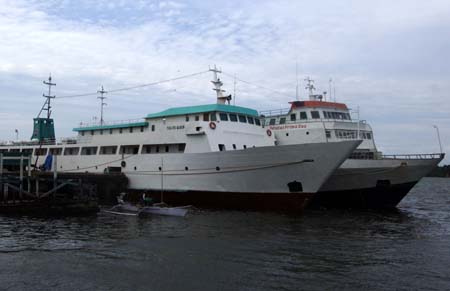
[38,75,56,119]
[295,61,299,100]
[210,65,231,104]
[97,85,107,125]
[304,77,316,100]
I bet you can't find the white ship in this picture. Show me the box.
[0,70,361,211]
[261,78,444,208]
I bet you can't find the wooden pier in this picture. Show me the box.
[0,153,116,216]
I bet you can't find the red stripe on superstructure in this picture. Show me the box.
[289,101,348,110]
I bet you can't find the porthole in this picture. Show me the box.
[77,166,79,170]
[134,166,137,171]
[286,133,289,136]
[185,166,189,171]
[216,166,220,171]
[158,167,162,171]
[306,131,310,135]
[121,161,126,168]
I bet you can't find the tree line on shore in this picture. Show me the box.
[427,165,450,177]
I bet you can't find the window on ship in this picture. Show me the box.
[290,113,296,121]
[211,112,217,121]
[64,147,79,156]
[219,113,228,121]
[185,115,189,122]
[255,118,261,126]
[100,146,117,155]
[238,115,247,123]
[81,147,98,155]
[279,117,286,124]
[22,148,33,154]
[218,144,226,151]
[34,148,48,156]
[203,113,209,121]
[311,111,320,119]
[49,148,62,155]
[300,112,307,120]
[247,116,255,124]
[195,116,200,121]
[229,114,238,122]
[120,145,140,155]
[269,118,276,125]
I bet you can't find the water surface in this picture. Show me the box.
[0,177,449,290]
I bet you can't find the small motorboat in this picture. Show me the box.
[104,202,190,217]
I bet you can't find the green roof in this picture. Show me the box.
[146,104,258,119]
[73,122,149,132]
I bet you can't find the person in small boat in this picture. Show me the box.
[142,193,153,206]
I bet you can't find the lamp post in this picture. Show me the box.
[433,125,443,153]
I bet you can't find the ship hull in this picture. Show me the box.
[312,156,443,209]
[54,141,360,210]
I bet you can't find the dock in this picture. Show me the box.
[0,153,128,216]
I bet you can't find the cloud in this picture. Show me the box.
[0,0,449,163]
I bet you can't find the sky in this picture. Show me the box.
[0,0,449,163]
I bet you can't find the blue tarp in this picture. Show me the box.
[44,155,53,171]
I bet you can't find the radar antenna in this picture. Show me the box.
[97,85,107,125]
[210,65,232,105]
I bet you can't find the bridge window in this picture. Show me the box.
[151,125,155,131]
[279,117,286,124]
[203,113,209,121]
[110,129,113,134]
[247,116,254,124]
[300,112,307,120]
[290,113,296,121]
[238,115,247,123]
[229,114,238,122]
[325,130,331,138]
[255,118,261,126]
[91,130,95,135]
[218,144,226,151]
[195,116,200,121]
[269,118,276,125]
[140,126,144,132]
[81,132,85,136]
[219,113,228,121]
[119,128,123,134]
[129,127,133,133]
[311,111,320,119]
[366,132,372,139]
[185,115,189,122]
[210,112,217,121]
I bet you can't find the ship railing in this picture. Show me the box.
[382,153,444,160]
[77,118,146,128]
[0,137,83,147]
[259,108,291,117]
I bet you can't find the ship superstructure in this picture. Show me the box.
[261,78,444,208]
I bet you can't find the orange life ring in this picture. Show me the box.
[209,122,216,130]
[266,129,272,136]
